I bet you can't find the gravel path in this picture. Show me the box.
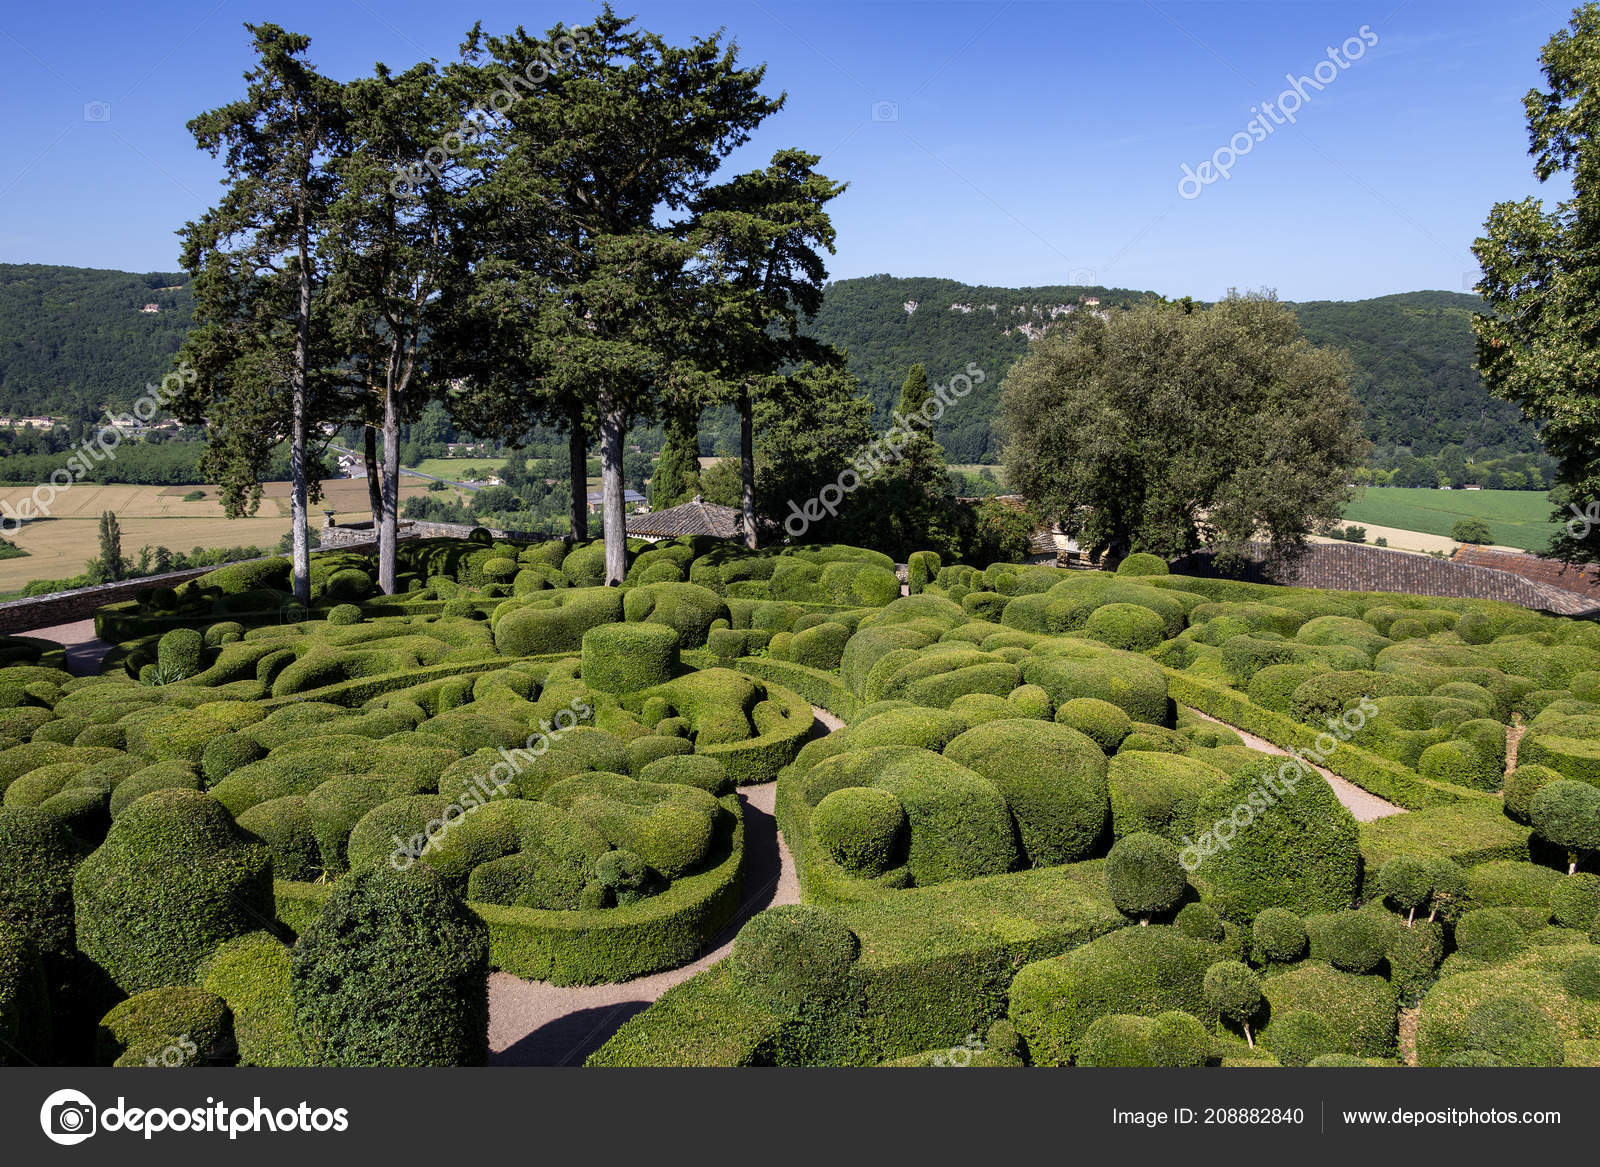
[1183,706,1406,822]
[19,619,114,676]
[487,717,813,1066]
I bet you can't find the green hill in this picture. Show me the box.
[0,263,194,419]
[804,277,1539,466]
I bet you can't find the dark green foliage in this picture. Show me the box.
[156,628,204,680]
[1459,995,1562,1066]
[1550,873,1600,930]
[1148,1010,1210,1067]
[1505,763,1561,824]
[73,789,273,995]
[291,865,489,1066]
[730,904,858,1013]
[1077,1014,1155,1067]
[582,622,680,695]
[1204,960,1263,1038]
[1561,953,1600,1002]
[1310,910,1398,975]
[813,787,906,877]
[0,807,84,964]
[201,732,267,785]
[622,582,729,649]
[868,751,1019,885]
[1455,909,1525,963]
[1105,832,1187,921]
[637,754,733,797]
[236,796,322,881]
[1264,1010,1338,1066]
[1021,651,1170,725]
[1377,856,1435,921]
[0,924,50,1065]
[1175,901,1225,943]
[1259,961,1396,1060]
[97,984,235,1067]
[1008,926,1220,1065]
[1117,553,1169,576]
[1251,907,1308,964]
[108,760,204,817]
[326,603,363,626]
[1530,779,1600,869]
[1107,751,1231,843]
[941,719,1109,865]
[493,588,625,656]
[1388,920,1446,1002]
[198,932,306,1066]
[1186,757,1362,922]
[1083,603,1168,652]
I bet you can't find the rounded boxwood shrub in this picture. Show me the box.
[326,603,363,626]
[1107,751,1231,843]
[790,622,852,671]
[1251,907,1308,964]
[1387,919,1445,1002]
[1455,908,1525,963]
[1314,909,1397,974]
[942,719,1109,866]
[1530,778,1600,873]
[201,732,268,785]
[730,904,858,1013]
[1186,757,1361,921]
[1117,553,1169,576]
[1175,901,1225,943]
[1264,1009,1337,1067]
[156,628,204,681]
[1006,683,1052,720]
[325,568,373,602]
[1550,873,1600,930]
[0,806,83,965]
[235,796,322,882]
[813,787,906,877]
[1458,995,1563,1067]
[636,754,732,797]
[1376,856,1435,923]
[1078,1014,1155,1066]
[1204,960,1264,1044]
[869,752,1020,885]
[1054,697,1131,753]
[73,789,274,996]
[108,761,203,818]
[1021,652,1170,726]
[97,984,235,1067]
[1149,1010,1210,1067]
[1561,953,1600,1002]
[1083,603,1168,652]
[291,864,489,1066]
[1505,764,1562,824]
[1106,832,1187,923]
[581,622,679,695]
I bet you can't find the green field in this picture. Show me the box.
[1342,487,1561,551]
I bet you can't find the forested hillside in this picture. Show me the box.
[0,265,1541,471]
[0,264,193,419]
[806,277,1540,465]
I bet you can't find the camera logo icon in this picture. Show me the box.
[871,100,898,122]
[280,600,309,625]
[40,1089,97,1146]
[83,102,111,123]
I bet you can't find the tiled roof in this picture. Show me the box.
[625,497,743,539]
[1451,547,1600,601]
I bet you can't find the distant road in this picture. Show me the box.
[325,444,484,492]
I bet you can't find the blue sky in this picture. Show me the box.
[0,0,1577,300]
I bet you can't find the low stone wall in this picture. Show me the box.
[1170,540,1600,617]
[0,567,218,636]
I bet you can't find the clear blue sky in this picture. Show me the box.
[0,0,1577,300]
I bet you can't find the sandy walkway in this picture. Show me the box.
[1183,706,1406,822]
[20,619,114,676]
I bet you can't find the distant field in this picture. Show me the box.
[0,478,448,592]
[406,457,499,480]
[1342,487,1560,552]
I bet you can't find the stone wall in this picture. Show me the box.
[1170,540,1600,617]
[316,519,555,548]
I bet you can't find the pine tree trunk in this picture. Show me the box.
[601,402,626,585]
[378,380,400,596]
[740,384,757,549]
[364,424,381,524]
[568,411,588,543]
[290,216,312,607]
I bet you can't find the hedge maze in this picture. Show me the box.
[3,533,1600,1067]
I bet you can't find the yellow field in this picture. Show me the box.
[0,478,460,593]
